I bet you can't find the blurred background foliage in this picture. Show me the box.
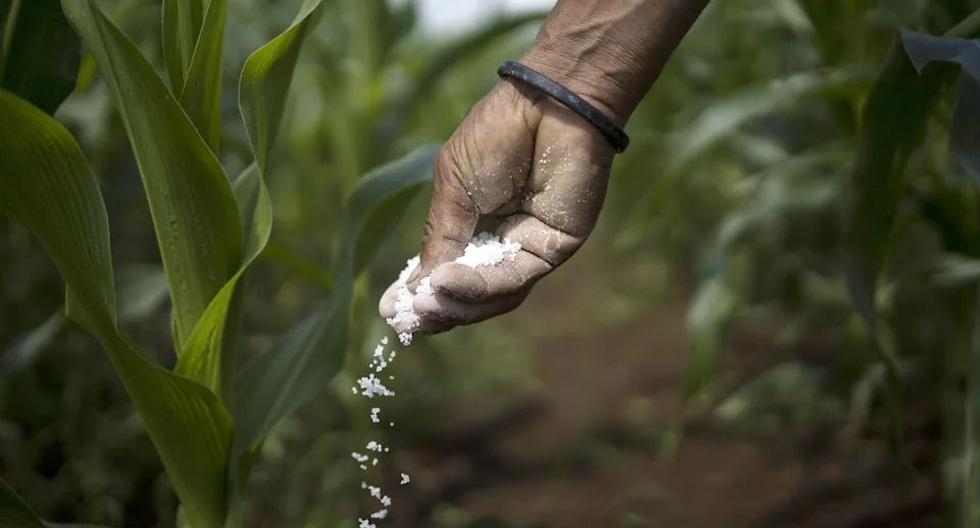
[3,0,980,526]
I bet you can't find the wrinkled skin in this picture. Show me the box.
[379,79,614,334]
[379,0,712,335]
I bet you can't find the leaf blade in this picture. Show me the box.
[180,0,226,151]
[161,0,204,92]
[62,0,243,347]
[0,89,232,528]
[238,0,323,171]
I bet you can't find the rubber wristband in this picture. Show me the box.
[497,60,630,153]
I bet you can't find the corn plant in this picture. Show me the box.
[606,0,980,524]
[0,0,437,525]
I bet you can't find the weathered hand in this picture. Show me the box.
[379,79,615,334]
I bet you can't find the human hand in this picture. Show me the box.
[379,78,615,335]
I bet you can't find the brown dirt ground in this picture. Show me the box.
[387,242,939,528]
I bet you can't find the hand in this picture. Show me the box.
[379,78,615,335]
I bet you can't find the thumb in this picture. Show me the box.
[411,149,478,288]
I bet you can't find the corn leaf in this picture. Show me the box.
[840,35,951,456]
[617,67,869,249]
[842,39,946,329]
[62,0,243,349]
[175,0,324,404]
[161,0,204,92]
[900,29,980,186]
[0,89,231,528]
[234,145,438,452]
[180,0,225,151]
[0,0,80,114]
[177,163,270,402]
[239,0,323,172]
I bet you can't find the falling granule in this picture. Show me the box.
[356,374,395,398]
[385,232,521,344]
[352,336,414,526]
[400,473,410,485]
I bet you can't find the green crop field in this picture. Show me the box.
[1,0,979,526]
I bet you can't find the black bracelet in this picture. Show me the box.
[497,60,629,153]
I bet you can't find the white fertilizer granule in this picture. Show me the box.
[352,233,522,524]
[351,335,413,526]
[385,232,521,344]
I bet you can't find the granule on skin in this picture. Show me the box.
[453,231,521,268]
[416,277,434,296]
[386,232,521,344]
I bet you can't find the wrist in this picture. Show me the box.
[520,42,642,126]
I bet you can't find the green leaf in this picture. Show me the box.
[171,0,325,406]
[685,275,738,398]
[161,0,204,92]
[62,0,243,348]
[843,38,948,329]
[0,89,231,528]
[617,67,869,249]
[233,145,437,452]
[180,0,226,151]
[259,241,333,292]
[900,29,980,186]
[177,163,271,403]
[0,0,81,114]
[672,68,867,173]
[238,0,324,171]
[0,264,167,376]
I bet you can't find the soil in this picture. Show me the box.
[386,240,940,528]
